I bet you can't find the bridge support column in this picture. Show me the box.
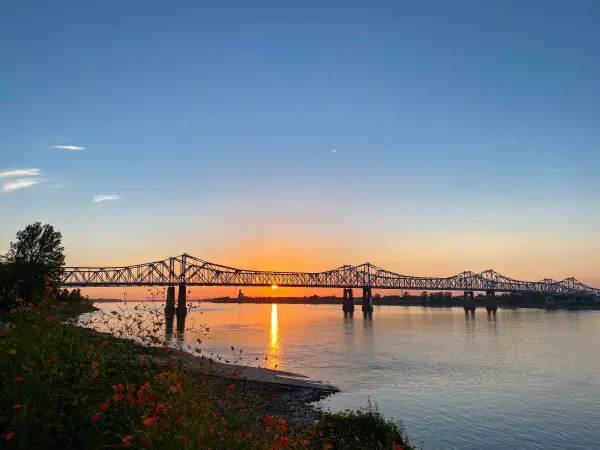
[165,286,176,316]
[485,290,497,313]
[342,288,354,317]
[362,287,373,317]
[463,290,476,313]
[176,284,187,316]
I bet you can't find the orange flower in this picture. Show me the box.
[323,444,333,450]
[280,436,290,447]
[90,361,99,370]
[278,418,287,427]
[46,316,57,323]
[113,383,125,392]
[143,416,157,427]
[128,385,136,394]
[10,324,17,329]
[208,427,215,434]
[9,308,17,314]
[141,382,151,391]
[392,445,404,450]
[231,370,239,379]
[99,402,109,411]
[91,413,101,423]
[226,384,236,393]
[3,432,15,440]
[301,440,309,447]
[265,415,274,424]
[126,395,135,406]
[5,349,16,355]
[170,385,181,394]
[179,436,190,443]
[12,376,23,382]
[120,435,134,447]
[45,359,57,364]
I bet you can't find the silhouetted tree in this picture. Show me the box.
[4,222,65,301]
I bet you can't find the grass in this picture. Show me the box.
[0,300,416,449]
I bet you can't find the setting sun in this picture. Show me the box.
[271,285,278,290]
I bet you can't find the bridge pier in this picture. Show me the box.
[165,286,176,316]
[362,287,373,317]
[463,290,476,313]
[342,288,355,317]
[176,284,187,316]
[485,289,497,313]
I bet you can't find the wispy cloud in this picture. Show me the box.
[0,168,41,178]
[46,184,62,189]
[51,145,86,151]
[93,195,120,203]
[1,178,41,193]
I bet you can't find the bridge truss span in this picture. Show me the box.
[60,253,600,296]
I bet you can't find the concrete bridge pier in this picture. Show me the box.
[362,287,373,317]
[463,290,476,313]
[342,288,355,317]
[485,289,498,313]
[165,285,176,316]
[176,284,187,316]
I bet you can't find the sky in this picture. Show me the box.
[1,0,599,299]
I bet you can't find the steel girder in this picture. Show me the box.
[60,254,600,296]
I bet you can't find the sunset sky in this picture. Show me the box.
[1,1,599,299]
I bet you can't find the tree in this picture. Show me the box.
[4,222,65,300]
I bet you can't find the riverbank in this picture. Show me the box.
[0,304,415,449]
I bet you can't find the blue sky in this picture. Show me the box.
[1,0,599,293]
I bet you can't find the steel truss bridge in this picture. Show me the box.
[61,254,599,297]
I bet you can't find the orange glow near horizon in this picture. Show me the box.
[271,285,278,290]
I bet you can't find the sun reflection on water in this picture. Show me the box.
[267,303,280,369]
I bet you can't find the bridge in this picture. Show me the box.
[61,254,599,316]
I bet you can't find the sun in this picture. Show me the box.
[271,285,278,290]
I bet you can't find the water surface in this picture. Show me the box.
[92,303,600,449]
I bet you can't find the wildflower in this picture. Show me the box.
[91,361,99,370]
[113,393,125,402]
[13,404,23,409]
[278,418,287,427]
[392,445,404,450]
[179,436,190,443]
[9,308,17,314]
[209,427,215,434]
[45,359,57,364]
[265,415,274,424]
[113,383,125,392]
[46,316,57,323]
[91,413,101,423]
[126,395,135,406]
[150,393,157,402]
[301,440,309,447]
[10,324,16,329]
[121,435,134,448]
[170,385,181,394]
[12,376,23,382]
[143,416,158,427]
[323,444,333,450]
[232,370,239,379]
[175,416,184,424]
[3,432,15,440]
[280,436,290,447]
[5,349,16,355]
[128,385,136,394]
[226,384,236,392]
[141,382,151,391]
[141,437,150,447]
[99,402,109,411]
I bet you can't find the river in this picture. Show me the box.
[90,302,600,449]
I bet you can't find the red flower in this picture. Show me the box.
[3,432,15,440]
[231,370,239,379]
[150,393,157,402]
[226,384,236,392]
[392,445,404,450]
[12,376,23,382]
[301,440,309,447]
[121,436,134,448]
[265,415,274,424]
[279,436,290,447]
[91,413,101,423]
[113,383,125,392]
[141,438,150,447]
[99,402,109,411]
[179,436,190,443]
